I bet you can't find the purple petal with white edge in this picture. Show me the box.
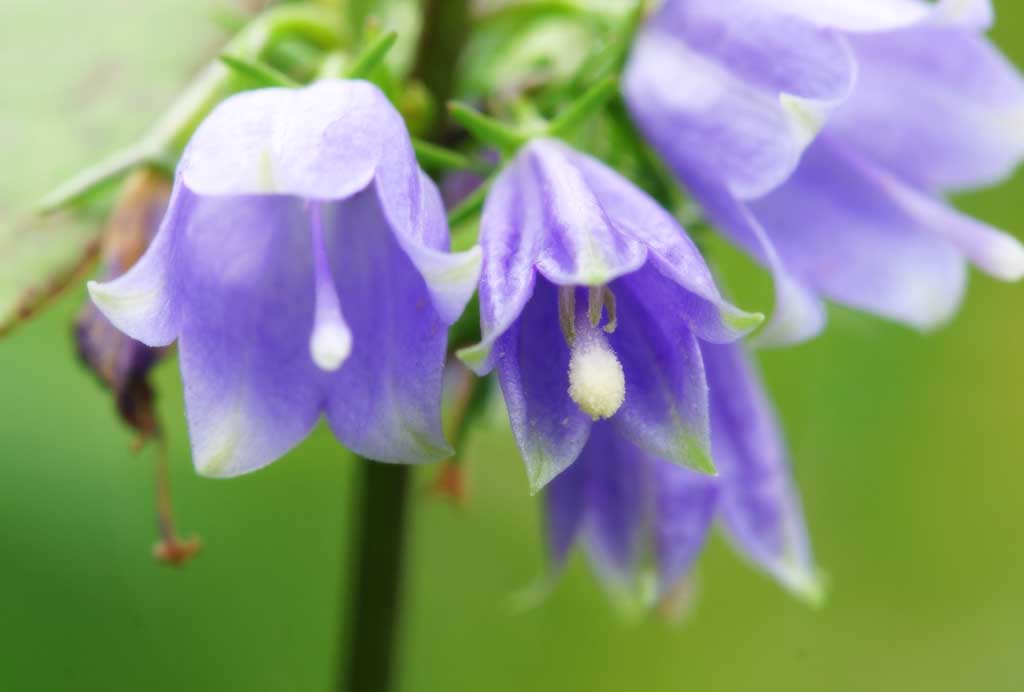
[567,148,764,342]
[457,159,544,374]
[181,80,390,199]
[608,272,714,475]
[87,180,193,347]
[624,0,856,199]
[579,424,648,588]
[933,0,993,29]
[703,342,821,603]
[322,188,452,464]
[495,278,593,492]
[682,173,826,346]
[832,25,1024,193]
[525,140,648,287]
[654,461,720,597]
[373,123,482,324]
[749,138,968,331]
[185,79,480,322]
[760,0,931,31]
[860,160,1024,282]
[172,195,324,477]
[459,140,647,374]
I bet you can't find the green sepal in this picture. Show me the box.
[346,30,398,79]
[448,102,529,154]
[547,76,619,138]
[219,54,300,88]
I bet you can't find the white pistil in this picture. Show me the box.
[567,311,625,420]
[308,204,352,372]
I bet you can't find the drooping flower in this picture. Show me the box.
[625,0,1024,343]
[459,138,763,491]
[545,341,820,607]
[76,170,172,437]
[89,79,481,477]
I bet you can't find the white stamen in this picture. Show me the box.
[568,317,625,420]
[308,204,352,372]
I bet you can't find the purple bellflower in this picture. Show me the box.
[546,341,819,606]
[625,0,1024,343]
[459,138,763,491]
[88,79,482,477]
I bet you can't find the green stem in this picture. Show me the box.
[411,0,472,138]
[336,4,474,691]
[340,461,411,692]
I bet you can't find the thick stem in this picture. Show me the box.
[411,0,472,139]
[340,461,411,692]
[338,3,472,690]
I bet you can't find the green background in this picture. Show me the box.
[2,2,1022,690]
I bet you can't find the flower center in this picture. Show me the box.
[560,286,625,420]
[308,203,352,372]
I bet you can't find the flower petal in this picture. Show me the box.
[322,188,452,464]
[460,140,648,373]
[833,25,1024,192]
[87,180,192,347]
[579,425,648,587]
[749,139,968,331]
[567,149,764,342]
[544,443,588,570]
[654,461,720,596]
[375,136,482,324]
[458,157,544,374]
[608,271,714,475]
[760,0,931,31]
[682,173,827,346]
[703,343,821,602]
[525,140,648,286]
[625,0,856,199]
[172,195,323,477]
[494,277,593,492]
[180,80,392,200]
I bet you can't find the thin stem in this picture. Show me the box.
[341,461,412,692]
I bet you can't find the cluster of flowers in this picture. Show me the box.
[89,0,1024,605]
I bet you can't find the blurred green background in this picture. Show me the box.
[2,2,1023,690]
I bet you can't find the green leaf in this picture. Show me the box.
[0,213,104,338]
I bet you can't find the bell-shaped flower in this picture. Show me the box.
[88,79,482,477]
[459,138,762,491]
[545,342,820,606]
[625,0,1024,344]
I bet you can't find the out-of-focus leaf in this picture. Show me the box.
[458,8,598,100]
[0,213,103,337]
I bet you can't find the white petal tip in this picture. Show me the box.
[779,93,831,152]
[981,236,1024,282]
[784,568,828,609]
